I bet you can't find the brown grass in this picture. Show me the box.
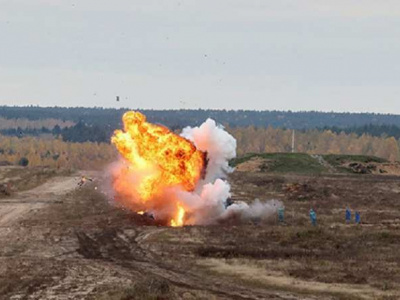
[0,166,72,197]
[92,277,172,300]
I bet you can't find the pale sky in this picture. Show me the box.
[0,0,400,113]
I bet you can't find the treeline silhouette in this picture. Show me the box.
[0,123,110,143]
[320,124,400,140]
[2,106,400,129]
[0,135,115,170]
[228,126,400,161]
[2,106,400,144]
[1,124,399,170]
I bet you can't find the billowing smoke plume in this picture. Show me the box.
[179,119,281,224]
[181,119,236,183]
[108,114,281,225]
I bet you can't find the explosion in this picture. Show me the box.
[111,111,206,225]
[170,204,185,227]
[110,111,281,226]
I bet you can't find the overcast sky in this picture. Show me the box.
[0,0,400,113]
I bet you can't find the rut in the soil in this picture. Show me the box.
[73,227,316,300]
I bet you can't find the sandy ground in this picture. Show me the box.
[1,167,400,299]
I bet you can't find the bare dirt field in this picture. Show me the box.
[1,165,400,299]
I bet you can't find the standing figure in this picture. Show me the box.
[278,206,285,223]
[345,207,352,223]
[309,209,317,226]
[355,211,361,224]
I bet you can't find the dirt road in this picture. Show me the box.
[0,171,96,226]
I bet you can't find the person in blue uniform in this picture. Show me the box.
[309,209,317,226]
[355,211,361,224]
[345,207,352,223]
[278,206,285,223]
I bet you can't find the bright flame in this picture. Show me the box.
[170,204,185,227]
[137,211,145,215]
[111,111,206,226]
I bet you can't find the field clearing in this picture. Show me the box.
[0,159,400,299]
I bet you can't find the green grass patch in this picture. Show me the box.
[322,154,387,174]
[322,154,387,167]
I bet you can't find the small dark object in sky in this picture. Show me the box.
[116,96,120,102]
[204,54,208,57]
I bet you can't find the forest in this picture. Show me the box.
[0,126,398,170]
[0,106,400,169]
[320,124,400,140]
[3,106,400,129]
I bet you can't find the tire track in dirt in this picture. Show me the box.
[72,225,299,299]
[112,228,317,299]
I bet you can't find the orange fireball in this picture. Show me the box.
[111,111,206,226]
[171,204,185,227]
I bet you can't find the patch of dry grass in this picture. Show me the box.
[0,259,64,299]
[197,258,399,300]
[0,166,72,197]
[92,277,172,300]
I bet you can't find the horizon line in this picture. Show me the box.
[0,105,400,116]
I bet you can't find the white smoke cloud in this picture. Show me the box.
[179,119,280,225]
[181,119,236,183]
[178,179,231,225]
[221,199,283,223]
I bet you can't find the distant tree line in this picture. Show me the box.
[0,106,400,161]
[0,116,74,130]
[0,127,52,137]
[3,106,400,130]
[0,135,116,170]
[227,126,400,161]
[0,125,398,171]
[0,123,110,143]
[319,124,400,140]
[3,119,400,150]
[60,122,110,143]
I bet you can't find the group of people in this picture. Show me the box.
[277,206,361,226]
[346,207,361,224]
[308,207,361,226]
